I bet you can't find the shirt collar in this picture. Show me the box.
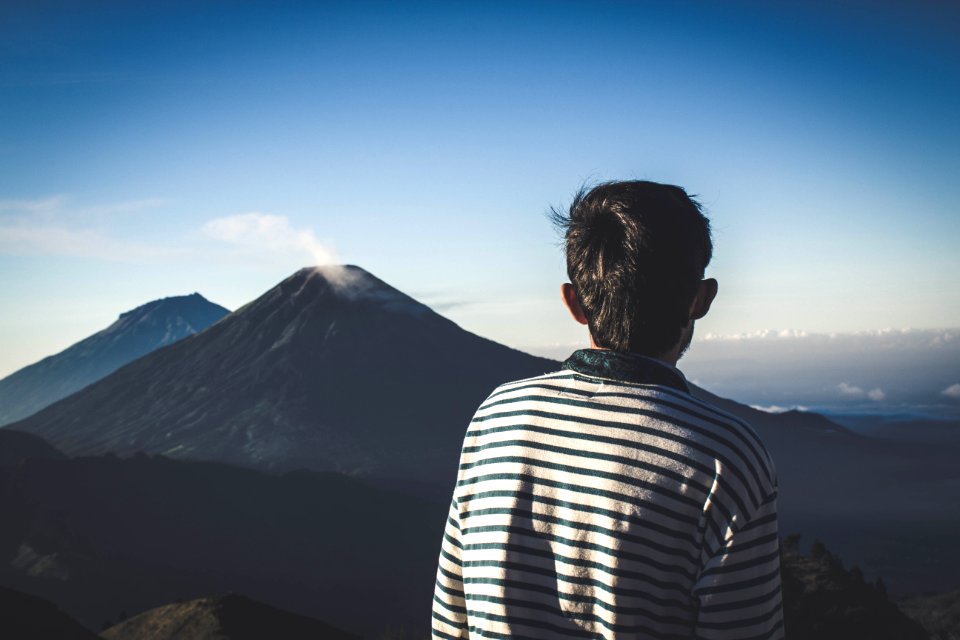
[561,348,690,392]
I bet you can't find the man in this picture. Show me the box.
[433,180,783,639]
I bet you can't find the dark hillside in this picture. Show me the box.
[12,266,555,496]
[0,453,444,637]
[0,584,99,639]
[0,429,65,466]
[781,538,929,639]
[101,593,359,640]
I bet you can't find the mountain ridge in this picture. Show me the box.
[0,292,230,426]
[101,593,360,640]
[9,265,960,596]
[10,266,556,494]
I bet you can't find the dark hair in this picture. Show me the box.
[551,180,713,356]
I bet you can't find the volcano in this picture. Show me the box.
[0,293,229,426]
[11,266,555,494]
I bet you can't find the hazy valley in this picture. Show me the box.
[1,265,958,638]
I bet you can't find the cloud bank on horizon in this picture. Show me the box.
[532,327,960,420]
[682,329,957,419]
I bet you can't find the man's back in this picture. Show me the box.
[433,349,783,639]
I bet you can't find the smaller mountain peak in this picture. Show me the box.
[117,293,223,320]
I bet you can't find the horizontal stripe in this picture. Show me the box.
[459,454,706,511]
[459,488,701,558]
[432,627,464,640]
[440,547,462,568]
[695,567,781,595]
[699,584,782,614]
[464,422,717,491]
[465,559,693,610]
[699,549,781,579]
[463,540,694,594]
[463,593,692,638]
[488,373,771,473]
[461,522,697,579]
[463,606,597,638]
[696,602,784,631]
[463,575,693,621]
[435,366,782,639]
[438,564,464,585]
[458,472,703,529]
[472,397,765,512]
[461,503,699,564]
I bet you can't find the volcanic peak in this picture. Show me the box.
[268,264,432,319]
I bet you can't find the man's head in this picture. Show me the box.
[553,180,717,361]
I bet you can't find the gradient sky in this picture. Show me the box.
[1,0,959,378]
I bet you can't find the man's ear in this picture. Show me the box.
[561,283,589,326]
[689,278,718,320]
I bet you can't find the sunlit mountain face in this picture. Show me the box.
[8,266,556,496]
[0,293,229,427]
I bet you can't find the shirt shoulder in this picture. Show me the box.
[480,369,777,494]
[482,368,578,400]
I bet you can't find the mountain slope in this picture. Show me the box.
[0,293,229,426]
[9,266,959,594]
[11,266,555,494]
[0,585,99,639]
[899,587,960,640]
[0,453,444,637]
[692,384,960,597]
[101,593,359,640]
[0,429,65,467]
[780,540,929,639]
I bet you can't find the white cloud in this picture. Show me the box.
[0,195,165,219]
[699,327,957,347]
[750,404,809,413]
[942,383,960,399]
[838,382,865,397]
[202,213,339,267]
[0,196,67,214]
[0,224,110,257]
[0,195,173,261]
[702,329,809,341]
[79,198,168,217]
[837,383,884,401]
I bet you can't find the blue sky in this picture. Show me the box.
[1,0,959,378]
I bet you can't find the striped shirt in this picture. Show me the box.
[433,349,783,639]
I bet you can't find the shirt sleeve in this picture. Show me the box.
[692,490,785,640]
[432,496,469,639]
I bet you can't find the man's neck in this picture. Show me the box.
[588,337,683,368]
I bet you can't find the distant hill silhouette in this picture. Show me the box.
[0,453,444,637]
[0,293,229,426]
[10,266,555,495]
[780,537,929,639]
[102,593,359,640]
[899,587,960,640]
[0,585,98,639]
[3,448,951,639]
[0,429,65,466]
[7,265,960,596]
[691,386,960,597]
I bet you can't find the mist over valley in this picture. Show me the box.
[0,266,958,637]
